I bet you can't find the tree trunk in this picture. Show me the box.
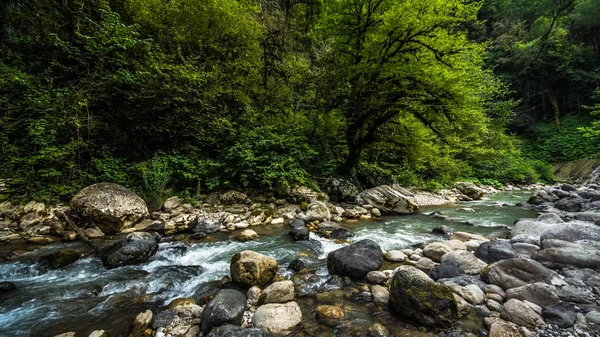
[549,92,561,132]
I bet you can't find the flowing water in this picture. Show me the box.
[0,191,537,337]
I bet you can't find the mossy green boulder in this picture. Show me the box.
[389,265,458,328]
[47,249,81,269]
[230,250,278,287]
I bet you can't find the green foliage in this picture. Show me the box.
[134,154,172,197]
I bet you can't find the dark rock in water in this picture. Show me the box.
[389,265,458,328]
[296,239,323,256]
[43,249,81,269]
[438,275,487,292]
[327,239,383,279]
[289,219,305,228]
[207,324,270,337]
[288,259,306,272]
[561,184,577,192]
[432,225,453,236]
[193,280,222,305]
[154,265,205,284]
[201,289,246,335]
[431,260,464,281]
[542,302,577,328]
[100,232,159,269]
[191,232,207,240]
[475,240,518,263]
[70,182,149,233]
[0,281,17,294]
[152,309,177,330]
[193,217,221,235]
[289,222,309,241]
[554,196,588,212]
[328,228,354,240]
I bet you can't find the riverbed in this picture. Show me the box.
[0,191,537,337]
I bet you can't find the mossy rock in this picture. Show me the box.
[389,265,458,328]
[46,249,81,269]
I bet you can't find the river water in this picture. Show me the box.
[0,191,537,337]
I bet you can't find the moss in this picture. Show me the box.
[49,249,80,269]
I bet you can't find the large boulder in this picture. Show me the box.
[259,280,295,304]
[207,324,270,337]
[511,213,564,240]
[481,258,562,290]
[453,182,485,200]
[201,289,246,335]
[100,232,159,269]
[252,302,302,334]
[389,266,458,328]
[540,222,600,243]
[192,217,221,235]
[554,195,588,212]
[356,185,418,214]
[475,240,519,264]
[288,219,309,241]
[542,303,577,328]
[70,183,148,233]
[322,177,359,202]
[327,240,383,279]
[230,251,278,287]
[219,191,251,205]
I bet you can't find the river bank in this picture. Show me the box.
[1,182,599,337]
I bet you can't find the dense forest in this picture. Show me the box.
[0,0,599,202]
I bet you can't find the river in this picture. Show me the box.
[0,191,537,337]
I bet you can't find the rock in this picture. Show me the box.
[151,309,177,330]
[289,221,309,241]
[201,289,247,335]
[440,250,487,275]
[431,260,464,280]
[487,300,503,312]
[54,333,76,337]
[327,239,383,279]
[328,228,354,240]
[287,259,305,272]
[322,177,359,202]
[88,330,107,337]
[532,244,600,269]
[586,311,600,324]
[554,195,588,212]
[542,302,577,328]
[232,229,259,242]
[316,305,344,326]
[356,185,418,214]
[389,265,458,328]
[371,284,390,305]
[415,257,436,271]
[371,208,381,217]
[253,302,302,334]
[206,324,270,337]
[246,286,261,306]
[0,281,17,294]
[366,271,387,285]
[481,258,562,290]
[458,284,486,305]
[556,285,595,304]
[367,323,390,337]
[489,320,533,337]
[220,191,250,205]
[130,310,153,337]
[453,182,485,200]
[439,275,487,292]
[100,232,159,269]
[505,283,560,307]
[285,186,320,203]
[384,250,406,262]
[511,243,539,257]
[432,225,453,236]
[230,250,278,287]
[475,240,519,263]
[423,240,467,262]
[271,218,284,225]
[540,222,600,243]
[304,201,331,221]
[259,280,294,304]
[70,183,148,233]
[83,226,105,238]
[510,234,540,246]
[500,299,546,328]
[511,214,563,240]
[43,249,81,269]
[163,196,182,212]
[192,217,221,235]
